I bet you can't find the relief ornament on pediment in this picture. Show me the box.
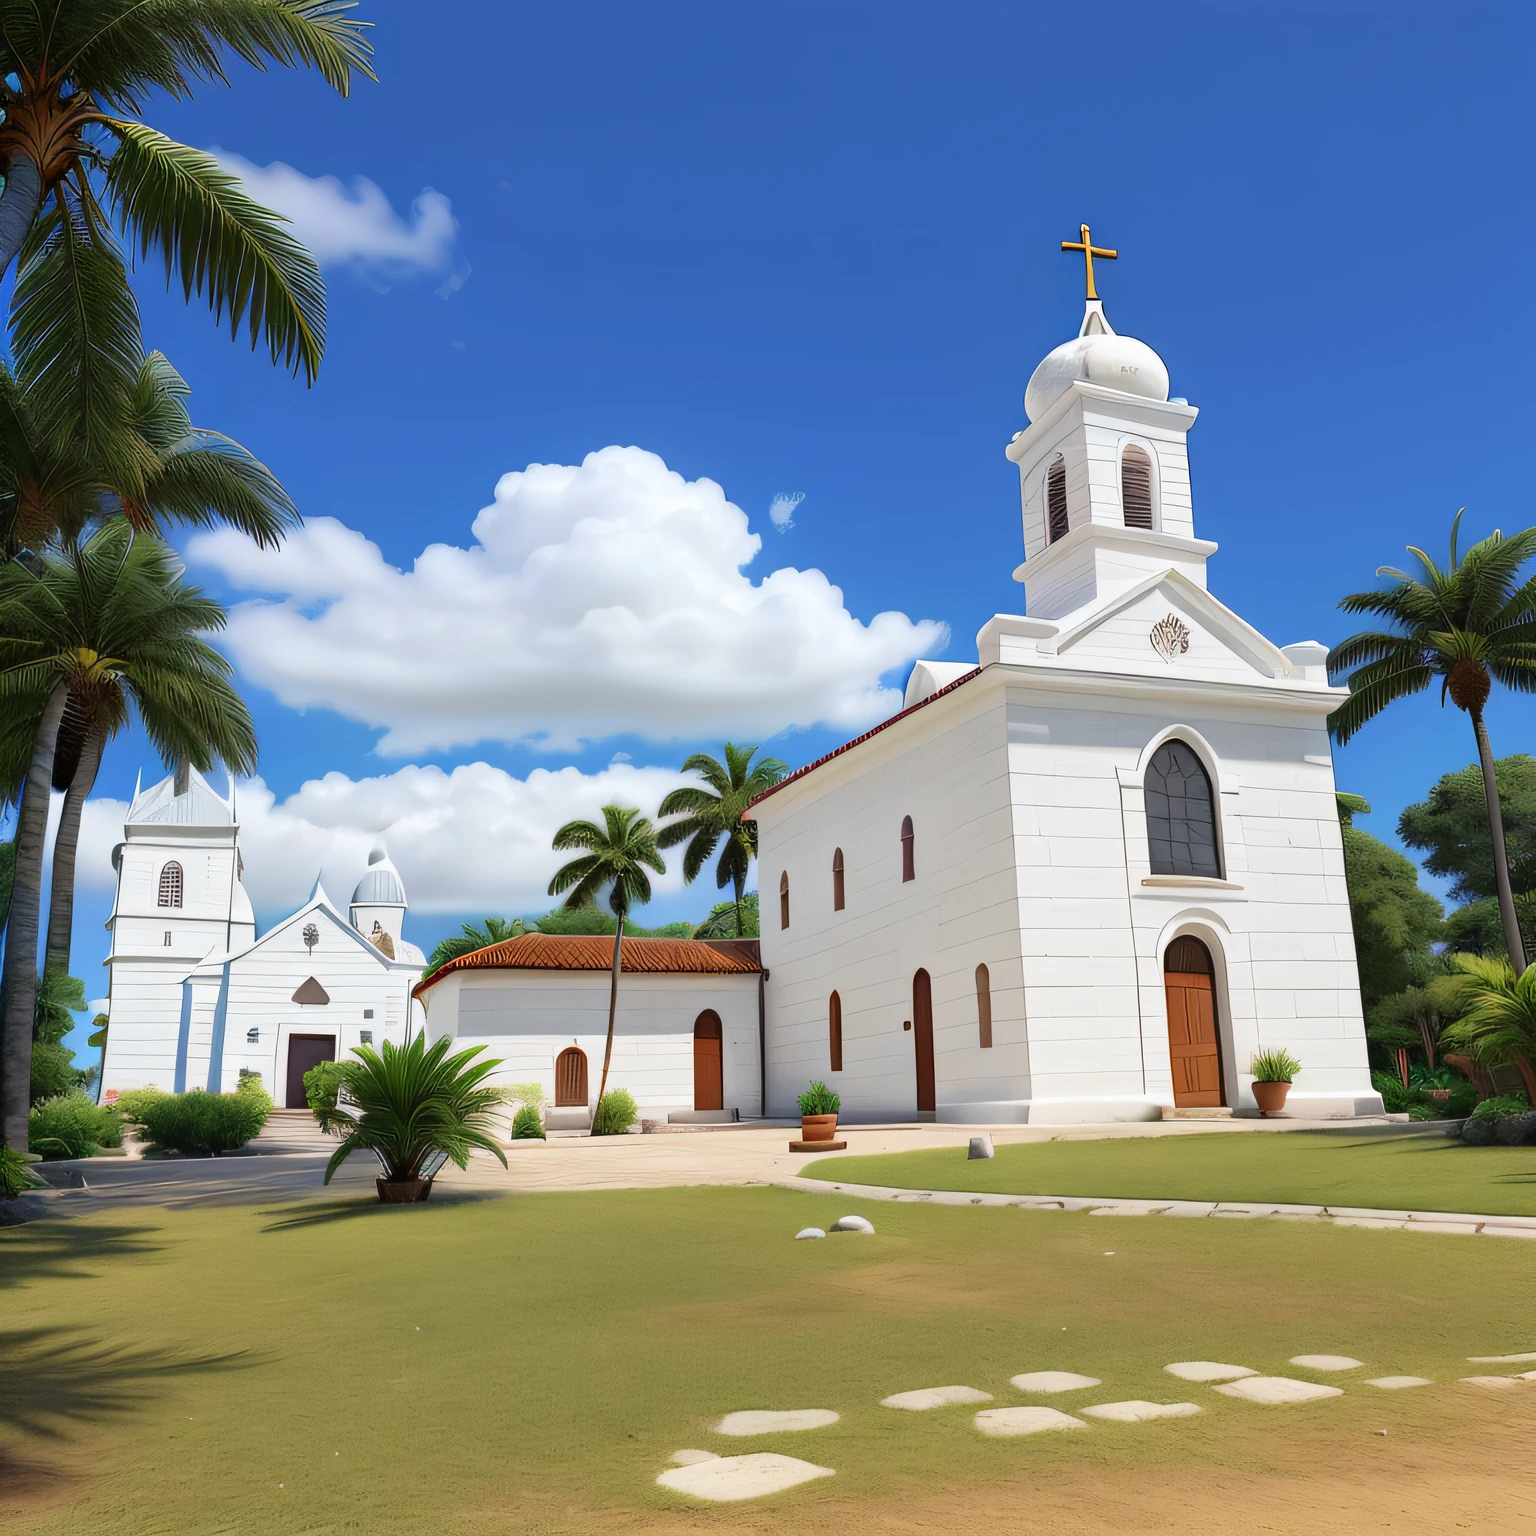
[1149,613,1191,663]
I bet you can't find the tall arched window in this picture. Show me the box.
[779,870,791,930]
[900,816,915,882]
[157,861,183,908]
[832,847,845,911]
[1121,445,1153,529]
[1145,741,1221,878]
[828,990,843,1072]
[975,963,993,1049]
[1046,455,1068,543]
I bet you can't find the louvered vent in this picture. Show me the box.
[1046,457,1068,543]
[1121,446,1153,529]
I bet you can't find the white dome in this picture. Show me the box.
[1024,310,1170,423]
[351,847,406,908]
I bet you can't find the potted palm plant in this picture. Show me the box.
[1249,1048,1301,1117]
[322,1035,508,1202]
[792,1081,844,1151]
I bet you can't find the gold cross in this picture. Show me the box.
[1060,222,1117,301]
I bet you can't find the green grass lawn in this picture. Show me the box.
[803,1130,1536,1216]
[3,1186,1534,1535]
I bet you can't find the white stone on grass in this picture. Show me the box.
[1289,1355,1363,1371]
[1009,1371,1101,1393]
[657,1453,834,1502]
[1164,1362,1257,1383]
[968,1134,995,1159]
[716,1410,839,1435]
[1365,1377,1432,1390]
[1467,1351,1536,1362]
[794,1228,825,1241]
[974,1406,1088,1437]
[1459,1375,1524,1389]
[1214,1377,1345,1405]
[830,1215,875,1234]
[1082,1400,1201,1423]
[670,1449,719,1465]
[880,1385,993,1411]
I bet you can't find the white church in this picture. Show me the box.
[98,764,426,1109]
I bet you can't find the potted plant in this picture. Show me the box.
[1249,1048,1301,1117]
[797,1081,841,1142]
[322,1035,508,1202]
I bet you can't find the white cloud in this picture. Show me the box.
[214,151,464,293]
[769,491,804,531]
[78,761,696,918]
[189,446,946,755]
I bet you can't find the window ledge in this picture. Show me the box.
[1141,875,1243,890]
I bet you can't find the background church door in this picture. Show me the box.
[1163,937,1224,1108]
[693,1010,723,1111]
[555,1047,588,1106]
[286,1034,335,1108]
[912,969,935,1114]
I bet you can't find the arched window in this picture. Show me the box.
[779,870,790,930]
[1121,445,1154,529]
[828,990,843,1072]
[1145,741,1221,878]
[975,963,993,1049]
[900,816,915,882]
[832,848,845,911]
[157,861,183,908]
[1046,455,1068,543]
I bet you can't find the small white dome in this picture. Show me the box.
[351,849,406,908]
[1024,307,1170,423]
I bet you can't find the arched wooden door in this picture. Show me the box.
[1164,937,1224,1108]
[912,968,935,1113]
[693,1010,723,1111]
[555,1046,588,1107]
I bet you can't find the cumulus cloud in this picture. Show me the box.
[189,446,946,755]
[78,761,696,918]
[214,152,465,293]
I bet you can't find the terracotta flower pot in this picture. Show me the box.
[1251,1080,1291,1117]
[377,1177,431,1203]
[800,1113,839,1143]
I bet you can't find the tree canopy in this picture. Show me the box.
[1398,755,1536,904]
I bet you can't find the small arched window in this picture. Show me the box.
[829,990,843,1072]
[900,816,915,882]
[976,963,993,1049]
[779,870,790,930]
[1121,445,1153,529]
[1145,741,1221,879]
[1046,455,1068,543]
[832,848,845,911]
[157,861,183,908]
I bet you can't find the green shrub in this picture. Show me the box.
[303,1060,353,1134]
[591,1088,638,1136]
[511,1104,546,1139]
[28,1091,123,1159]
[137,1088,272,1155]
[112,1086,171,1123]
[508,1081,546,1112]
[1469,1094,1531,1120]
[1249,1048,1302,1084]
[29,1039,80,1102]
[1,1146,44,1199]
[797,1081,840,1116]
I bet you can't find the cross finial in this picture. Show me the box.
[1060,222,1117,302]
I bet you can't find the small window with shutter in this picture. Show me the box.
[829,990,843,1072]
[1121,445,1154,529]
[832,848,845,911]
[779,870,790,930]
[900,816,915,882]
[1046,456,1068,543]
[158,861,183,908]
[976,963,993,1049]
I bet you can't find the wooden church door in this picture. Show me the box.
[693,1011,723,1111]
[1163,936,1224,1108]
[912,968,935,1113]
[555,1047,588,1106]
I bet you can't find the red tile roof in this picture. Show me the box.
[413,933,761,996]
[748,666,982,809]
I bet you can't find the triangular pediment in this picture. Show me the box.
[1051,570,1287,681]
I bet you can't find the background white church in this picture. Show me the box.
[98,765,426,1108]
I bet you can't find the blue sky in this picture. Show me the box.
[53,1,1536,1048]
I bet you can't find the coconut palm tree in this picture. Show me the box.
[547,806,666,1108]
[424,917,528,978]
[0,0,373,385]
[657,743,786,939]
[1439,954,1536,1102]
[0,523,255,1147]
[1329,512,1536,973]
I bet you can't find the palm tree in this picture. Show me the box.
[0,0,373,384]
[657,743,786,939]
[1329,512,1536,973]
[0,523,256,1147]
[547,806,666,1108]
[1440,954,1536,1102]
[424,917,527,978]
